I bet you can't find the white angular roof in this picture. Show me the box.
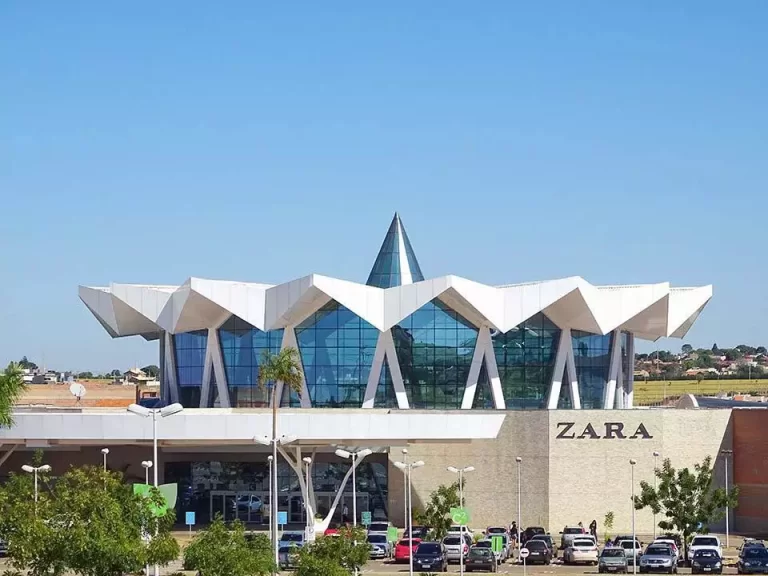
[80,274,712,341]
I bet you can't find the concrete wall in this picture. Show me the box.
[733,409,768,535]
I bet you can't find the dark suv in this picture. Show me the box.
[525,539,553,565]
[521,526,546,545]
[413,542,448,573]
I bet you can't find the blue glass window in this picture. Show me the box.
[471,363,494,409]
[296,301,378,408]
[392,300,478,409]
[492,313,560,410]
[374,359,398,408]
[174,330,208,408]
[219,316,284,408]
[572,330,612,409]
[366,215,424,288]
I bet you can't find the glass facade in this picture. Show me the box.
[471,363,494,409]
[492,313,560,409]
[572,330,612,409]
[374,359,398,408]
[392,300,477,409]
[165,456,388,526]
[219,316,284,408]
[296,301,378,407]
[365,214,424,288]
[174,330,208,407]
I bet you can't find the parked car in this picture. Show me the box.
[564,536,599,565]
[466,547,498,573]
[233,494,262,513]
[522,526,546,545]
[474,539,503,564]
[404,526,429,540]
[739,546,768,574]
[486,526,509,537]
[561,526,587,550]
[639,544,678,574]
[324,523,339,536]
[530,534,558,558]
[613,535,638,546]
[367,533,392,559]
[367,521,392,536]
[278,544,301,570]
[741,540,767,559]
[394,538,421,563]
[279,531,305,546]
[448,525,474,539]
[618,539,643,565]
[599,547,629,574]
[688,536,722,565]
[524,539,553,565]
[691,549,722,574]
[443,534,470,563]
[412,542,448,572]
[653,539,680,561]
[659,534,683,550]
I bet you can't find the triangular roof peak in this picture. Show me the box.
[366,213,424,288]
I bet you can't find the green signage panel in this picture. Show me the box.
[361,511,372,525]
[133,483,177,517]
[387,526,398,543]
[450,507,469,525]
[492,535,504,553]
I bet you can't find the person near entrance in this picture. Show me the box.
[342,503,349,524]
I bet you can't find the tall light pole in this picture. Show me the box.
[101,448,110,472]
[395,459,425,576]
[630,459,637,575]
[21,464,51,514]
[255,433,297,569]
[141,460,153,485]
[127,402,184,576]
[267,455,273,541]
[720,449,733,548]
[652,451,660,539]
[335,448,373,527]
[448,465,475,576]
[516,456,522,561]
[402,448,409,533]
[302,457,312,536]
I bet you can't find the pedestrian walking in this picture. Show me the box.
[342,503,349,524]
[589,519,597,540]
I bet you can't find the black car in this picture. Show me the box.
[692,549,722,574]
[521,526,546,545]
[530,534,558,558]
[466,547,498,573]
[739,547,768,574]
[405,526,429,540]
[412,542,448,573]
[742,541,768,559]
[525,539,553,565]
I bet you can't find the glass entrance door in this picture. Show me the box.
[210,491,267,524]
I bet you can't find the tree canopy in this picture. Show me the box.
[141,365,160,378]
[258,347,303,399]
[633,456,738,558]
[0,362,28,427]
[413,481,462,541]
[297,525,368,574]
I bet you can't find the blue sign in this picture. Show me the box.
[185,511,196,526]
[277,511,288,526]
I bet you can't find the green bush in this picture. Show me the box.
[294,555,348,576]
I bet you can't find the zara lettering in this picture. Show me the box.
[556,422,653,440]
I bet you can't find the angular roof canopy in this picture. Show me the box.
[366,213,424,288]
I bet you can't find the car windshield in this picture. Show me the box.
[565,527,583,534]
[693,537,719,547]
[621,541,638,549]
[602,549,626,558]
[647,547,671,556]
[368,523,388,532]
[281,534,303,542]
[398,539,418,546]
[527,541,546,549]
[745,549,768,559]
[488,527,505,533]
[574,539,595,547]
[695,550,719,558]
[278,546,293,553]
[443,537,461,545]
[470,548,492,558]
[368,535,387,543]
[417,543,441,554]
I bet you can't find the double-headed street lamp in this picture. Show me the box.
[22,464,51,512]
[335,448,373,526]
[447,465,475,576]
[101,448,110,472]
[254,433,297,566]
[394,458,425,576]
[141,460,153,485]
[127,402,183,576]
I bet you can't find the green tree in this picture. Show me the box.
[633,457,738,561]
[603,511,614,542]
[141,365,160,378]
[413,481,462,541]
[298,525,368,573]
[0,463,178,576]
[77,371,94,379]
[295,554,348,576]
[681,344,693,355]
[0,363,28,427]
[183,516,274,576]
[17,356,37,370]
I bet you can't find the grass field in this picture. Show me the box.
[634,378,768,405]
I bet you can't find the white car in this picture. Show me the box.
[688,536,722,564]
[618,539,643,565]
[653,539,680,561]
[564,537,599,565]
[448,525,474,537]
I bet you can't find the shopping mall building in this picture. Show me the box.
[3,214,765,534]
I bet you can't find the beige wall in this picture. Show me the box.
[393,409,733,535]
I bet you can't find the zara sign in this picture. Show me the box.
[556,421,653,440]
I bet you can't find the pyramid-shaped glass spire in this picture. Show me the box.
[366,213,425,288]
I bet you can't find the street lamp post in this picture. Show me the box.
[21,464,51,514]
[335,448,373,527]
[141,460,153,485]
[254,433,297,568]
[447,465,475,576]
[630,459,637,576]
[302,457,312,536]
[394,459,425,576]
[127,402,184,576]
[652,451,660,539]
[402,448,409,533]
[267,455,273,542]
[516,456,522,561]
[101,448,110,472]
[720,449,733,548]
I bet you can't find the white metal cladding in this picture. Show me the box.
[79,274,712,411]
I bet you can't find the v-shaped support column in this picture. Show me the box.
[461,326,505,409]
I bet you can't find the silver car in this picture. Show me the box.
[367,534,392,559]
[443,534,470,563]
[639,544,678,574]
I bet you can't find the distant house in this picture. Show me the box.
[122,368,159,387]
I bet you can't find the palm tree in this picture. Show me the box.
[0,362,27,428]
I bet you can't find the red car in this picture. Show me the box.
[394,538,422,563]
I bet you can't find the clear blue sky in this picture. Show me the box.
[1,2,766,372]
